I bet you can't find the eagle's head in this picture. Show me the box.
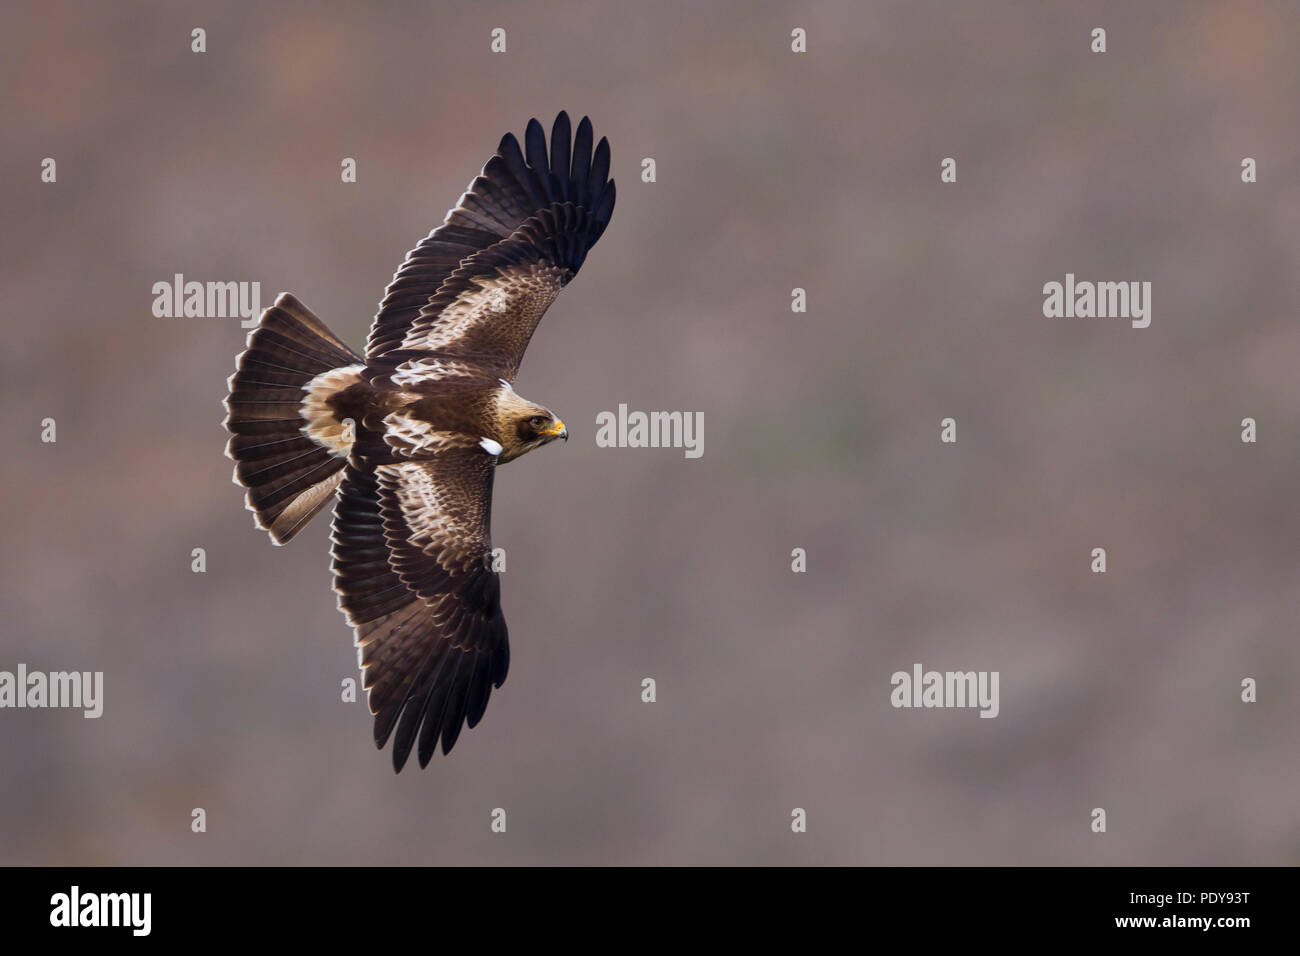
[497,407,566,463]
[492,381,567,463]
[522,407,568,445]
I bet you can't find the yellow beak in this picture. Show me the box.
[542,419,568,440]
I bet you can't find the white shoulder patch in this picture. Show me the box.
[479,437,503,456]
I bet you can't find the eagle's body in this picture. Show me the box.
[318,370,559,465]
[223,113,614,771]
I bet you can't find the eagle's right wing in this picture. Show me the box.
[365,112,615,384]
[330,450,508,772]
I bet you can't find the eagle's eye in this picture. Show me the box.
[529,415,548,428]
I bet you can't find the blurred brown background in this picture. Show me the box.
[1,0,1297,865]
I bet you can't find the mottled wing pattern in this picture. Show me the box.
[328,112,615,770]
[331,455,508,771]
[367,111,616,384]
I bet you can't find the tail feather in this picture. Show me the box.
[224,293,363,544]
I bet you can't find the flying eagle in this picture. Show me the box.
[223,113,615,771]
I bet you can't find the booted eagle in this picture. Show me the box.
[223,113,615,771]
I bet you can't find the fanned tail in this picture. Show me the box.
[223,293,363,544]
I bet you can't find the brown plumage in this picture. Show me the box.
[223,112,615,770]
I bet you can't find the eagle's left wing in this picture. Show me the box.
[367,113,615,385]
[331,449,508,771]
